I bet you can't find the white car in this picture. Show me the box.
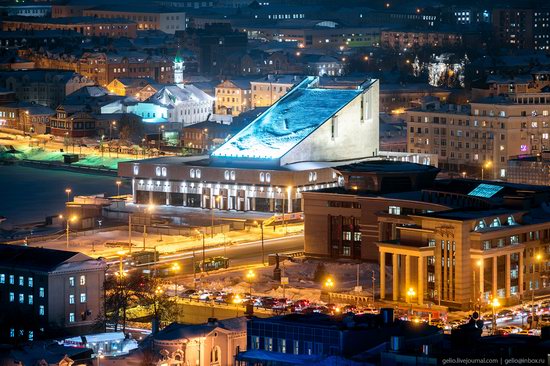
[499,326,522,334]
[517,329,540,336]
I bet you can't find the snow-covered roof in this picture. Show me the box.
[148,84,214,107]
[211,76,363,160]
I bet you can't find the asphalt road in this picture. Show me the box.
[131,234,304,275]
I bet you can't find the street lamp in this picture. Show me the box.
[473,259,482,312]
[116,250,127,279]
[254,220,265,265]
[481,161,492,180]
[211,195,221,238]
[110,121,116,140]
[171,262,181,296]
[324,277,335,291]
[195,229,206,275]
[116,180,122,197]
[158,125,165,151]
[491,297,500,335]
[65,188,72,203]
[246,269,255,298]
[407,287,416,317]
[142,204,154,250]
[60,214,77,249]
[531,253,544,327]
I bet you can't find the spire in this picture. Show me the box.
[174,48,184,85]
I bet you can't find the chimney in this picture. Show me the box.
[389,336,403,352]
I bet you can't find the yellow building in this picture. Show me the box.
[215,79,251,116]
[250,75,302,108]
[106,78,155,98]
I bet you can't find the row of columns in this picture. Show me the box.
[476,250,524,300]
[380,251,425,305]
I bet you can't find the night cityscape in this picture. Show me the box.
[1,0,550,364]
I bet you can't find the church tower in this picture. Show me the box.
[174,49,184,85]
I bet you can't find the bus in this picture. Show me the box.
[195,256,230,272]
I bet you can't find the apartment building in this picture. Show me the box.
[78,52,174,87]
[83,5,186,34]
[214,79,252,116]
[250,75,302,108]
[380,29,462,50]
[406,94,550,179]
[0,245,106,344]
[1,16,137,38]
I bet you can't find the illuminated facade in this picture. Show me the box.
[303,173,550,310]
[118,76,381,213]
[406,93,550,179]
[128,84,214,126]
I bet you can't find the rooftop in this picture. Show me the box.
[4,15,134,24]
[212,77,366,160]
[0,244,84,272]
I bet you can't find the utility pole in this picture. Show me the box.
[260,221,265,265]
[372,270,376,304]
[128,214,132,254]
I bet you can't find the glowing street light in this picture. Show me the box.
[65,188,72,203]
[254,220,265,265]
[407,287,416,317]
[491,297,500,334]
[116,180,122,197]
[481,160,492,180]
[211,195,221,238]
[324,277,335,291]
[60,214,77,249]
[171,262,181,296]
[246,269,255,297]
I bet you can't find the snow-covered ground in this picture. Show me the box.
[191,260,380,304]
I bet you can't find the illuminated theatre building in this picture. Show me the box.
[119,76,387,212]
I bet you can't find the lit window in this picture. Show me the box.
[19,276,24,286]
[474,220,486,231]
[28,331,33,341]
[28,295,33,305]
[10,329,14,338]
[507,216,516,225]
[19,293,24,303]
[69,277,75,287]
[69,313,75,323]
[224,170,230,180]
[9,292,14,302]
[80,276,86,286]
[266,173,271,183]
[0,274,4,284]
[265,337,273,351]
[69,294,75,304]
[389,206,401,215]
[259,172,265,182]
[39,305,45,316]
[251,336,260,350]
[28,277,33,288]
[190,169,195,178]
[230,171,236,180]
[39,287,45,298]
[161,167,167,177]
[9,274,14,284]
[490,218,501,227]
[80,293,86,303]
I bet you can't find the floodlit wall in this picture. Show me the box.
[281,80,379,165]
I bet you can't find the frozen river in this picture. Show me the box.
[0,164,123,225]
